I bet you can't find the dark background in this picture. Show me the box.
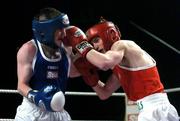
[0,0,179,120]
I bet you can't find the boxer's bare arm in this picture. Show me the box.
[17,41,35,97]
[86,41,125,70]
[92,74,120,100]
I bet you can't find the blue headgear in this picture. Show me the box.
[32,14,70,49]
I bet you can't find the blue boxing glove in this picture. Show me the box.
[27,85,65,112]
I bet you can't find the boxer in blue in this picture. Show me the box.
[15,7,83,121]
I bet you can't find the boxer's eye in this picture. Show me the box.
[91,37,100,43]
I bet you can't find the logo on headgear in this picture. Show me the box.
[74,29,86,38]
[62,15,69,25]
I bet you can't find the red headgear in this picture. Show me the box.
[86,18,121,50]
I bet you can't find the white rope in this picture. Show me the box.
[0,118,116,121]
[0,119,14,121]
[165,87,180,93]
[0,89,18,94]
[0,89,125,96]
[0,87,179,96]
[65,91,125,96]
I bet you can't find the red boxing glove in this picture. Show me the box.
[74,57,99,87]
[63,26,93,57]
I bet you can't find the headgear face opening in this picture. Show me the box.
[32,14,70,49]
[86,19,121,50]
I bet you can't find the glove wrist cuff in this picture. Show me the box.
[27,90,38,103]
[75,41,93,57]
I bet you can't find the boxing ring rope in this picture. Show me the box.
[0,87,180,121]
[129,21,180,54]
[0,87,180,94]
[0,89,125,96]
